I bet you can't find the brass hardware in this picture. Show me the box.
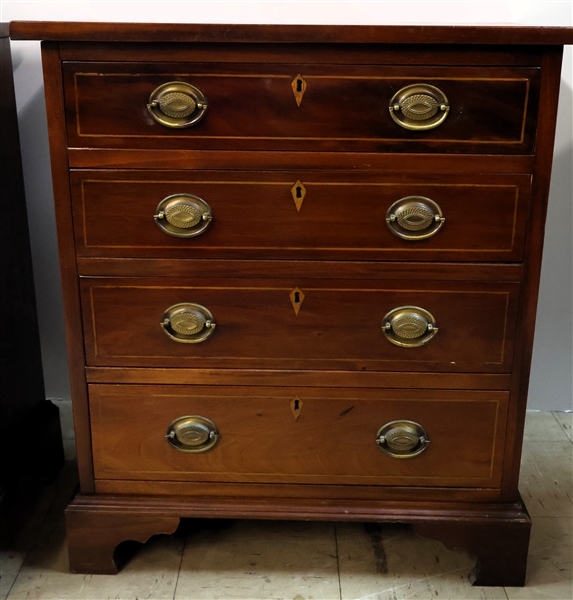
[291,180,306,212]
[161,303,216,344]
[166,416,219,453]
[147,81,208,128]
[389,84,449,131]
[289,287,305,316]
[290,396,303,421]
[291,74,307,106]
[376,420,430,458]
[382,306,438,348]
[154,194,213,238]
[386,196,445,241]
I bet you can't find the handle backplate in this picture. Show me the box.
[389,84,449,131]
[376,420,430,458]
[147,81,208,128]
[386,196,445,241]
[382,305,438,348]
[154,193,213,238]
[166,416,219,453]
[161,303,216,344]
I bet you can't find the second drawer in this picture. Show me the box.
[71,170,531,262]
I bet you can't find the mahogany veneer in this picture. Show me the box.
[11,21,572,585]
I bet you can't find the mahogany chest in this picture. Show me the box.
[10,21,573,584]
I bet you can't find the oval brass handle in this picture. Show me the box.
[389,84,449,131]
[147,81,208,128]
[386,196,445,241]
[154,194,213,238]
[376,420,430,458]
[166,416,219,453]
[161,303,216,344]
[382,306,438,348]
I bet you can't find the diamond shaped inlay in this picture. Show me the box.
[291,74,307,107]
[290,396,303,421]
[289,287,305,316]
[291,181,306,212]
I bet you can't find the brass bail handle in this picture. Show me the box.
[389,84,450,131]
[381,306,438,348]
[165,416,220,453]
[376,420,430,458]
[386,196,445,241]
[160,303,217,344]
[153,194,213,238]
[147,81,208,128]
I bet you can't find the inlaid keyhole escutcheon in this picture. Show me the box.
[291,74,307,106]
[154,194,213,238]
[389,84,449,131]
[382,306,438,348]
[386,196,445,241]
[147,81,208,128]
[290,396,303,421]
[376,420,430,458]
[290,287,305,316]
[161,303,216,344]
[291,181,307,212]
[166,416,219,453]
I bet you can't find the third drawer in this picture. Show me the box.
[80,277,520,373]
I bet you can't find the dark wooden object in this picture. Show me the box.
[0,23,64,497]
[10,21,572,585]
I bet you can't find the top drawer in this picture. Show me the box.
[62,62,540,154]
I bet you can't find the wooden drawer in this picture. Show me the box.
[80,277,519,373]
[71,170,531,262]
[63,62,540,154]
[90,385,508,488]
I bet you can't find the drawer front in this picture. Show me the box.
[63,62,540,154]
[80,277,519,373]
[90,385,509,488]
[71,170,531,262]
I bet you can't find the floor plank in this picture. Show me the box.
[7,514,183,600]
[524,412,571,443]
[519,442,573,517]
[175,519,341,600]
[0,551,26,600]
[336,521,507,600]
[505,517,572,600]
[552,412,573,443]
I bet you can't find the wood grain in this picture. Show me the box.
[40,42,94,493]
[89,384,509,487]
[71,170,531,262]
[85,366,513,390]
[10,21,573,44]
[63,61,540,154]
[80,277,520,372]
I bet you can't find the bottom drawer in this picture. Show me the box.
[90,385,508,488]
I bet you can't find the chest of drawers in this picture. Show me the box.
[11,21,572,585]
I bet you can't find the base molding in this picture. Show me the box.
[65,493,531,584]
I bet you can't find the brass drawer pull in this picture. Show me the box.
[382,306,438,348]
[386,196,445,241]
[147,81,208,128]
[154,193,213,238]
[389,84,449,131]
[161,303,216,343]
[166,416,219,453]
[376,420,430,458]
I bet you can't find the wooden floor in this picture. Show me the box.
[1,412,571,600]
